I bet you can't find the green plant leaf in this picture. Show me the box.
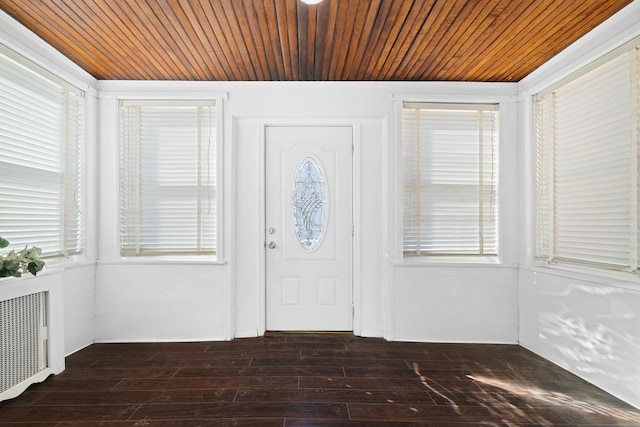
[0,259,21,277]
[19,246,40,261]
[0,243,45,278]
[27,260,45,276]
[3,259,19,271]
[0,237,9,249]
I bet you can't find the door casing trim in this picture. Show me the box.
[258,120,361,335]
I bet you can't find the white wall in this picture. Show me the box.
[0,11,98,356]
[62,265,96,354]
[95,86,232,342]
[517,0,640,408]
[1,7,523,348]
[94,263,226,341]
[519,269,640,408]
[393,266,518,343]
[387,89,521,343]
[95,80,520,343]
[6,2,640,409]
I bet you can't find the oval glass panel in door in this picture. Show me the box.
[291,156,327,252]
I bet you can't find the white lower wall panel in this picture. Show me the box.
[95,263,226,342]
[519,269,640,409]
[392,266,518,343]
[63,264,96,354]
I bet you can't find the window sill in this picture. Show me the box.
[42,258,96,271]
[99,257,226,266]
[524,263,640,290]
[394,256,515,268]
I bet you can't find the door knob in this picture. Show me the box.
[268,241,276,249]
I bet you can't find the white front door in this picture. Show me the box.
[265,126,353,331]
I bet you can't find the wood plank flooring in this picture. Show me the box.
[1,332,639,426]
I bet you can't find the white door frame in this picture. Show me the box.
[257,120,362,335]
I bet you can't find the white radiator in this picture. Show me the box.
[0,292,48,395]
[0,270,65,402]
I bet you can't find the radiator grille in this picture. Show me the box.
[0,292,48,394]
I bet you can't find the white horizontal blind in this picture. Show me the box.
[0,48,84,257]
[535,44,639,271]
[63,91,85,254]
[402,103,499,257]
[120,101,217,256]
[534,95,554,260]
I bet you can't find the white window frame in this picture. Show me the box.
[396,98,501,264]
[0,44,85,261]
[118,97,224,261]
[533,36,640,278]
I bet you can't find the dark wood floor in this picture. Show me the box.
[1,332,639,426]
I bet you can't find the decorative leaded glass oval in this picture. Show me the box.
[291,156,327,252]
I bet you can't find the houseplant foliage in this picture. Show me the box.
[0,236,45,278]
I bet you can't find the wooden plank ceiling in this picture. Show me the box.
[0,0,632,82]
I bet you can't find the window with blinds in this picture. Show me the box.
[534,38,640,273]
[119,100,217,257]
[402,103,499,258]
[0,46,84,258]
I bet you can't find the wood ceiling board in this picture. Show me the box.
[0,0,632,82]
